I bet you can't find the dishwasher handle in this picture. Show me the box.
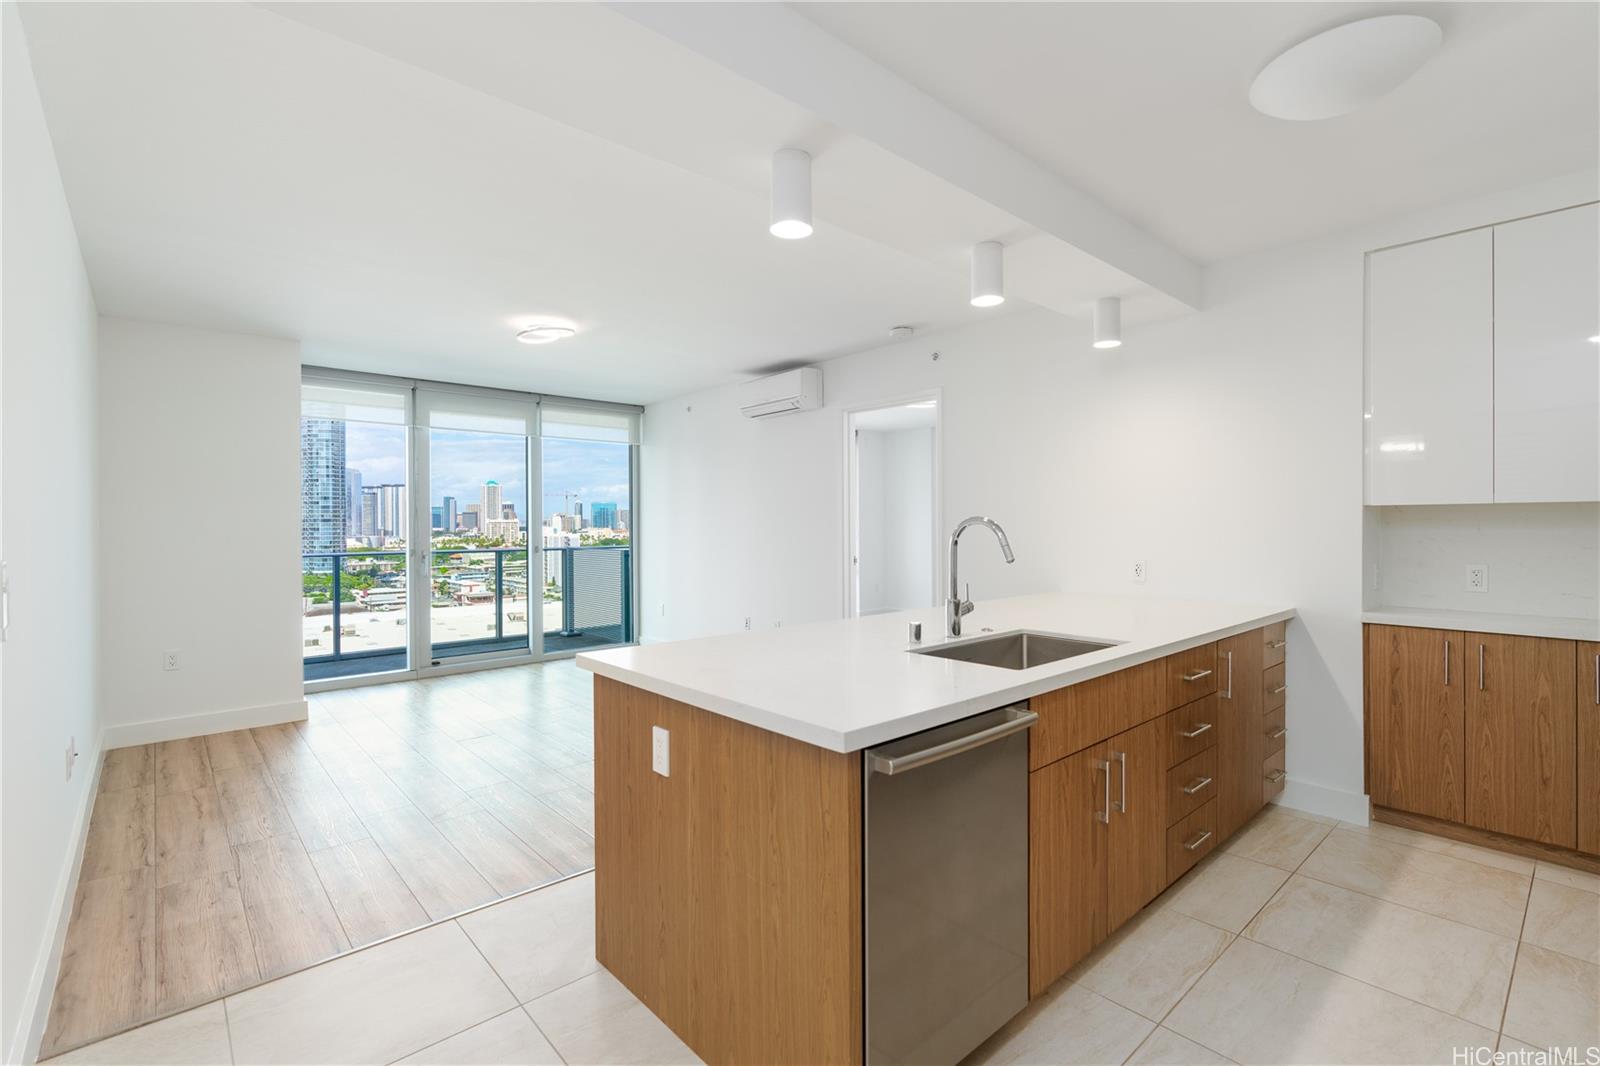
[867,707,1038,776]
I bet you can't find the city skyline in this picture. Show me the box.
[323,422,631,544]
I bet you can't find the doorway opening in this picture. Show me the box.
[846,396,941,617]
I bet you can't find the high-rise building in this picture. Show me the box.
[481,481,502,528]
[430,506,444,531]
[346,468,364,536]
[373,483,407,541]
[442,496,458,531]
[486,518,521,543]
[501,503,517,520]
[618,508,630,532]
[460,505,480,532]
[590,501,618,530]
[300,419,346,554]
[361,488,378,538]
[576,501,584,526]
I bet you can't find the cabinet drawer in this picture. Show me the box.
[1263,623,1287,669]
[1167,800,1217,883]
[1166,694,1218,768]
[1263,663,1287,713]
[1167,748,1217,825]
[1263,749,1287,803]
[1165,643,1218,708]
[1263,706,1287,758]
[1030,660,1165,771]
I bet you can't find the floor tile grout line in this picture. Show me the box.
[221,995,237,1066]
[1495,867,1537,1041]
[378,1002,525,1066]
[1288,863,1528,942]
[447,917,574,1066]
[1335,820,1542,879]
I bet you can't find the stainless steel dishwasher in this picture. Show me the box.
[864,703,1036,1065]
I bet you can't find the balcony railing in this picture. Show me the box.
[303,545,633,681]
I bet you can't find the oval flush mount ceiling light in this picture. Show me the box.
[770,148,813,239]
[516,324,576,345]
[1250,14,1443,121]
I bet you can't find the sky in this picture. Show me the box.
[344,423,630,525]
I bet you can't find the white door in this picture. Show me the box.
[847,400,940,617]
[1493,204,1600,503]
[1366,228,1495,505]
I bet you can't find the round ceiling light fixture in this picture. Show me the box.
[516,324,576,345]
[1249,15,1443,121]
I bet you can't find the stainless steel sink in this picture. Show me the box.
[913,630,1118,670]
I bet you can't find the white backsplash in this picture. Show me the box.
[1372,503,1599,619]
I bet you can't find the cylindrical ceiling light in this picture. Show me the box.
[970,241,1005,307]
[1093,297,1123,349]
[769,148,813,239]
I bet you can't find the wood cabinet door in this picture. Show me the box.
[1366,625,1465,822]
[1465,634,1577,847]
[1106,717,1168,932]
[1577,642,1599,856]
[1028,742,1109,997]
[1214,630,1264,843]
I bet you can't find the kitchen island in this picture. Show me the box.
[578,593,1296,1066]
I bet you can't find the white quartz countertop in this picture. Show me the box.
[578,594,1296,752]
[1361,607,1599,642]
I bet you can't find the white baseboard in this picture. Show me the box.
[101,698,307,749]
[1273,777,1370,826]
[9,737,104,1066]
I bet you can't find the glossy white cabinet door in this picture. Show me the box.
[1366,228,1494,505]
[1493,203,1600,503]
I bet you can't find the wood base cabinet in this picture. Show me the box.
[1581,643,1600,856]
[1366,624,1591,862]
[1466,634,1577,848]
[1214,631,1263,842]
[1365,625,1465,823]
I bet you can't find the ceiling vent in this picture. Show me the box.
[738,367,823,419]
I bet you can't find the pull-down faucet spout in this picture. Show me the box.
[947,516,1014,637]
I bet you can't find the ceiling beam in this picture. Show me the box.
[609,1,1204,309]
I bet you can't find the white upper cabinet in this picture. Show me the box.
[1492,204,1600,503]
[1366,228,1495,505]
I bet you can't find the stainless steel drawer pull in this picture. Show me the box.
[1182,776,1213,795]
[1223,650,1234,699]
[1267,640,1286,649]
[1479,644,1486,691]
[1444,639,1451,685]
[1594,653,1599,705]
[1182,668,1213,682]
[1183,830,1213,852]
[1266,769,1287,783]
[1095,759,1111,824]
[1178,722,1213,739]
[1268,684,1287,696]
[1268,726,1287,740]
[1114,751,1128,814]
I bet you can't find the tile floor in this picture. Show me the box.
[42,661,598,1058]
[48,804,1599,1065]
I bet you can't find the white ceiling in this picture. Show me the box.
[17,2,1597,404]
[797,2,1600,263]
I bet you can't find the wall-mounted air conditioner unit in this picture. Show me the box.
[738,367,822,419]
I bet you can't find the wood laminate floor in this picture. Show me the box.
[40,660,596,1059]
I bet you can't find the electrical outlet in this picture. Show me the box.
[1132,560,1147,585]
[1465,565,1489,594]
[163,650,181,671]
[65,737,77,782]
[743,616,752,630]
[651,725,670,777]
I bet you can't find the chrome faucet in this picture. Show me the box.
[947,516,1015,637]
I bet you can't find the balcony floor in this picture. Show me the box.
[304,626,631,682]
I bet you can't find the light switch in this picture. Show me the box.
[652,725,670,777]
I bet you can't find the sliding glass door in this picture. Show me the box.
[413,386,539,668]
[539,403,637,653]
[302,372,641,686]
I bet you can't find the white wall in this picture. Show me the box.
[97,318,305,743]
[857,426,935,614]
[640,170,1597,823]
[0,5,102,1058]
[1373,503,1599,619]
